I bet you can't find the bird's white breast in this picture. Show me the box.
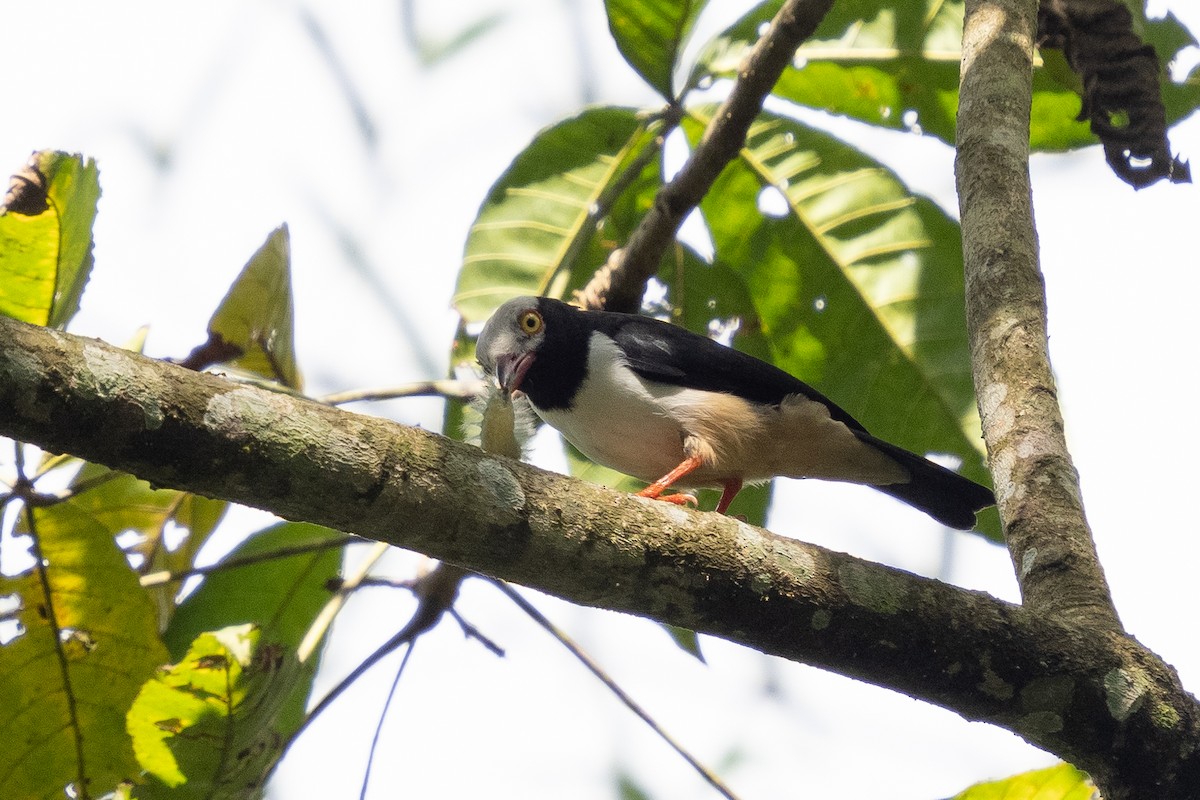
[532,333,693,482]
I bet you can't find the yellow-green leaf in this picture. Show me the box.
[0,502,168,799]
[127,624,305,797]
[452,107,656,323]
[0,150,99,327]
[952,763,1096,800]
[204,224,302,389]
[162,522,345,733]
[57,461,228,625]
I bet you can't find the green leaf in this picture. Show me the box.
[690,0,1199,151]
[55,462,228,626]
[1145,10,1198,66]
[657,250,769,354]
[0,150,99,327]
[127,624,306,798]
[606,0,708,99]
[0,503,169,799]
[205,224,302,389]
[952,762,1095,800]
[616,771,655,800]
[161,494,229,581]
[686,108,998,538]
[1150,13,1200,126]
[662,624,706,662]
[690,0,963,142]
[162,522,345,732]
[452,107,657,323]
[448,108,665,391]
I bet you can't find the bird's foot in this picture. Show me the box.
[636,489,698,507]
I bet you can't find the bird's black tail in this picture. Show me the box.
[855,433,995,530]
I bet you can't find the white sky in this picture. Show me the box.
[2,1,1198,798]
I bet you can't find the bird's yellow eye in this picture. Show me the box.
[518,310,543,335]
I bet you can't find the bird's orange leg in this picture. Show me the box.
[636,454,703,507]
[714,478,743,514]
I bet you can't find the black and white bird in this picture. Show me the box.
[477,295,994,529]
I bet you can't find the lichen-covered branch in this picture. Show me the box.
[575,0,835,313]
[2,317,1198,797]
[956,0,1121,633]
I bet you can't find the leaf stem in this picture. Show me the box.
[16,463,91,798]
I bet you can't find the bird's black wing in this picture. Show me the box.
[601,311,995,529]
[546,300,994,528]
[591,311,868,433]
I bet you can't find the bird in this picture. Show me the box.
[476,295,994,529]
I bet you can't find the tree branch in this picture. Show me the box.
[956,0,1121,632]
[575,0,835,312]
[2,317,1198,797]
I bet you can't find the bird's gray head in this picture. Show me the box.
[477,296,547,397]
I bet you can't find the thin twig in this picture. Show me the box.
[31,450,75,480]
[492,580,742,800]
[571,112,679,311]
[22,453,121,500]
[298,540,391,663]
[18,469,91,798]
[350,575,414,589]
[575,0,835,313]
[284,570,489,752]
[138,490,186,580]
[139,534,358,587]
[6,462,124,509]
[447,607,505,657]
[338,565,506,655]
[319,380,485,406]
[285,561,495,756]
[360,640,417,800]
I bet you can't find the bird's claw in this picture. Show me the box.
[650,492,698,507]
